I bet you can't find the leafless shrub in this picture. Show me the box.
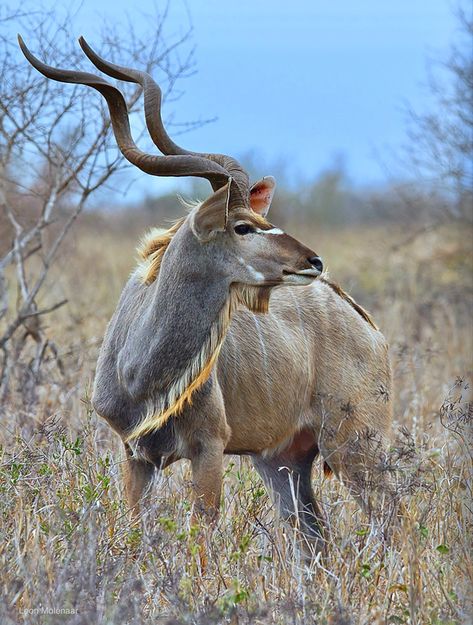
[0,2,197,407]
[403,5,473,225]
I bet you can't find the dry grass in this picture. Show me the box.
[0,216,472,624]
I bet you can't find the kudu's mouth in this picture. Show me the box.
[282,267,322,285]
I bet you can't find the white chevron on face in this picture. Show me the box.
[255,227,285,235]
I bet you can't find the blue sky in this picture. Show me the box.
[13,0,460,198]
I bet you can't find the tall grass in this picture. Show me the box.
[0,219,471,624]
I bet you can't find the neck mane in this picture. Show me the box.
[127,217,376,441]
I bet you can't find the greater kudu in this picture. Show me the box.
[20,37,392,558]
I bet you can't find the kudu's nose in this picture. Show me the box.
[308,256,323,273]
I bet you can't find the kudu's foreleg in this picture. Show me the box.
[186,382,230,521]
[252,428,325,560]
[190,439,225,519]
[122,442,155,520]
[189,438,226,573]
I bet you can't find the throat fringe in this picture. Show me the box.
[126,284,270,441]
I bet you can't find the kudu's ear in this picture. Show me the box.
[191,179,232,241]
[249,176,276,217]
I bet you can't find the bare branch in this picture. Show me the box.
[0,1,197,401]
[19,298,68,321]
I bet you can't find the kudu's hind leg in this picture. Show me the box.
[252,428,325,560]
[122,443,155,520]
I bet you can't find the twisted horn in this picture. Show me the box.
[78,37,249,199]
[18,35,231,189]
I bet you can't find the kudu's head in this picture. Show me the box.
[18,36,323,301]
[187,177,323,290]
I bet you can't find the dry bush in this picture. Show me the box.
[0,2,198,404]
[403,6,473,225]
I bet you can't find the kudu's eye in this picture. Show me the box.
[234,223,255,236]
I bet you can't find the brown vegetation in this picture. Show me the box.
[0,215,471,624]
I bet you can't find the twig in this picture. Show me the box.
[19,298,68,321]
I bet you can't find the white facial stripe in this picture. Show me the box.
[238,257,265,283]
[247,265,265,282]
[255,227,285,235]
